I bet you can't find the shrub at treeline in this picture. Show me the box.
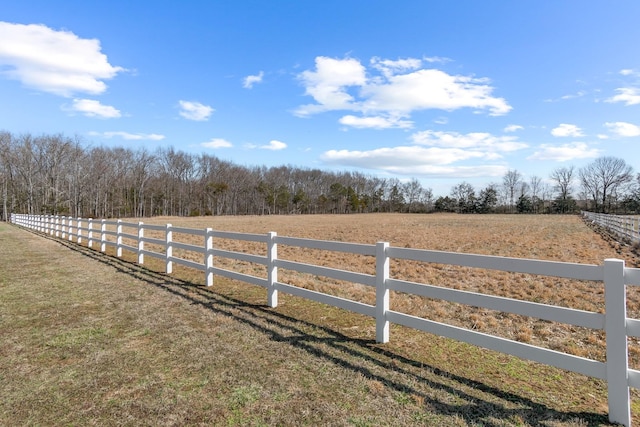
[1,131,639,220]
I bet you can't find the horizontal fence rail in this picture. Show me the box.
[9,213,640,426]
[583,211,640,244]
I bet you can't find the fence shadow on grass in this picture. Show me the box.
[47,233,613,427]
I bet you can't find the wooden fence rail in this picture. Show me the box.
[9,213,640,426]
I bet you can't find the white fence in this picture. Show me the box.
[9,213,640,426]
[583,211,640,244]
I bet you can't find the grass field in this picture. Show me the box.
[1,214,638,426]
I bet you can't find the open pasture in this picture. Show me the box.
[5,214,640,425]
[124,213,640,368]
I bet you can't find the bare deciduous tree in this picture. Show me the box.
[502,169,522,213]
[579,157,634,213]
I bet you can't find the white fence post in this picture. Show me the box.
[267,232,278,307]
[116,219,123,257]
[376,241,390,344]
[165,223,173,274]
[100,219,106,252]
[138,222,144,264]
[77,218,82,244]
[205,228,214,286]
[604,258,630,427]
[88,219,94,248]
[68,217,74,241]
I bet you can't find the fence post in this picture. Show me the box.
[68,217,74,241]
[205,228,214,286]
[165,223,173,274]
[77,218,82,244]
[376,241,390,344]
[604,258,630,427]
[100,219,106,252]
[267,232,278,307]
[55,215,60,237]
[88,219,94,248]
[116,220,123,257]
[138,222,144,264]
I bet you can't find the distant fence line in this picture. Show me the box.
[9,213,640,427]
[583,211,640,244]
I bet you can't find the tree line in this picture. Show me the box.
[1,131,639,220]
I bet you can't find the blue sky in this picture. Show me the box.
[1,1,640,195]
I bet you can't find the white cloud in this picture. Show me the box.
[339,114,413,129]
[504,124,523,133]
[178,100,214,121]
[92,131,165,141]
[423,56,452,64]
[620,69,639,77]
[0,21,124,97]
[362,69,511,116]
[294,56,511,119]
[551,123,584,137]
[66,98,121,118]
[321,146,507,178]
[411,130,528,152]
[527,142,600,161]
[295,56,367,115]
[319,129,527,179]
[243,71,264,89]
[606,88,640,106]
[370,57,422,78]
[261,140,287,150]
[560,90,586,100]
[605,121,640,137]
[201,138,233,148]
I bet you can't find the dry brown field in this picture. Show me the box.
[127,213,640,368]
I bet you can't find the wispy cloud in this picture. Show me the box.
[620,69,640,77]
[261,140,287,150]
[606,87,640,106]
[504,124,523,133]
[0,21,124,97]
[339,114,413,129]
[201,138,233,148]
[551,123,584,137]
[243,71,264,89]
[90,131,165,141]
[321,146,508,178]
[604,121,640,137]
[320,130,527,179]
[65,99,121,118]
[178,100,214,121]
[412,130,527,153]
[528,142,600,161]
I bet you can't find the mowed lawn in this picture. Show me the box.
[0,214,636,426]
